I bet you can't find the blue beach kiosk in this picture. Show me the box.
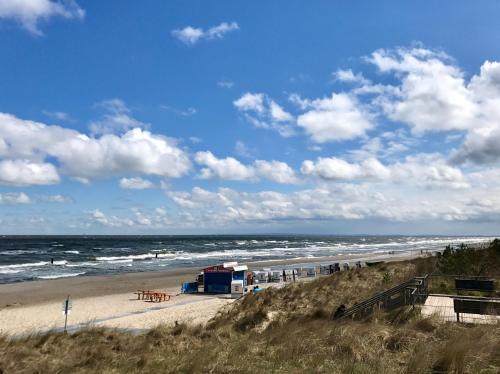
[202,262,248,294]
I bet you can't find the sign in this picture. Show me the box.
[62,296,72,333]
[62,299,73,315]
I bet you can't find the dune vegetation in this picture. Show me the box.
[0,241,499,373]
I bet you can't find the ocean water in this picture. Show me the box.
[0,235,493,284]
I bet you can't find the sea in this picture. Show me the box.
[0,235,494,284]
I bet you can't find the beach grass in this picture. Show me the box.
[0,240,499,373]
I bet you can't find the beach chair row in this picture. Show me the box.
[252,261,363,284]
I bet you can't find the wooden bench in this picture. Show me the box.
[453,297,500,322]
[134,290,171,302]
[455,279,495,294]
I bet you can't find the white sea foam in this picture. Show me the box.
[0,269,23,274]
[0,250,39,255]
[66,262,95,267]
[64,250,80,254]
[96,252,176,261]
[37,272,85,280]
[108,259,133,264]
[0,261,48,270]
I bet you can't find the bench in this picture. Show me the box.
[455,279,495,294]
[453,297,500,322]
[134,290,171,302]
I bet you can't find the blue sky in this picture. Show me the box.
[1,0,500,235]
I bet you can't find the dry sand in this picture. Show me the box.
[0,251,421,336]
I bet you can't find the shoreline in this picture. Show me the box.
[0,249,430,336]
[0,250,421,308]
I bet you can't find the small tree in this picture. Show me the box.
[436,243,488,276]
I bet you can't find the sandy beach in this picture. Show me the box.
[0,251,419,336]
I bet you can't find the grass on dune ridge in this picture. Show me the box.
[0,241,499,373]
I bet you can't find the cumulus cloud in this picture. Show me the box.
[367,47,477,134]
[301,154,467,189]
[164,184,479,225]
[195,151,254,181]
[119,177,155,190]
[234,93,295,137]
[301,157,389,181]
[90,208,170,228]
[172,21,239,45]
[291,47,500,164]
[0,192,31,204]
[296,93,373,143]
[0,112,191,185]
[91,209,134,228]
[0,159,60,186]
[0,0,84,35]
[233,93,265,113]
[194,151,298,184]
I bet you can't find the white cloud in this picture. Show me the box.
[0,192,31,204]
[297,93,373,143]
[194,151,298,184]
[0,159,60,186]
[391,154,468,189]
[42,194,71,203]
[234,93,295,137]
[165,178,500,226]
[234,140,253,158]
[160,104,197,117]
[90,99,148,135]
[0,112,191,184]
[90,208,170,228]
[91,209,134,228]
[233,93,265,113]
[189,136,202,144]
[172,21,239,45]
[0,0,84,35]
[269,100,293,122]
[217,80,234,88]
[254,160,298,184]
[301,157,389,181]
[301,153,467,189]
[119,177,155,190]
[195,151,255,181]
[42,110,69,120]
[368,47,477,134]
[333,69,370,85]
[369,49,500,164]
[232,47,500,161]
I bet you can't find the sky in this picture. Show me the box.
[1,0,500,235]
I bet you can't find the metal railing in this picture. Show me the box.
[337,275,428,320]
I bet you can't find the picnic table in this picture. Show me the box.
[134,290,171,302]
